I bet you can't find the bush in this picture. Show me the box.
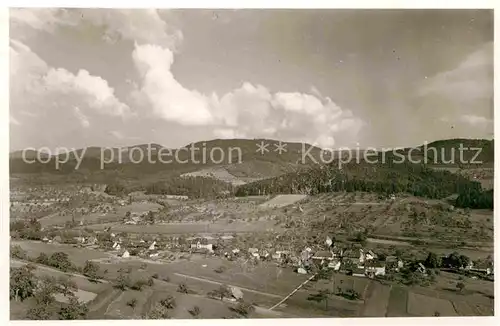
[177,283,188,294]
[11,245,27,260]
[127,298,138,308]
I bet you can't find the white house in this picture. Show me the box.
[121,250,130,258]
[328,260,341,271]
[148,241,156,251]
[365,264,386,277]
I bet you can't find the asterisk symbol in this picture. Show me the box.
[256,141,270,155]
[274,141,287,154]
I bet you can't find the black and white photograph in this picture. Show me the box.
[6,7,495,320]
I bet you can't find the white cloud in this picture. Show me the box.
[130,43,364,148]
[11,9,364,149]
[132,44,215,125]
[419,42,492,102]
[9,39,132,148]
[43,68,131,116]
[459,115,492,126]
[73,106,90,128]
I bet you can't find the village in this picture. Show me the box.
[10,182,495,319]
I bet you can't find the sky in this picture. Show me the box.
[9,9,493,151]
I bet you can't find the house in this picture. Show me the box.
[260,250,270,260]
[248,248,259,254]
[351,266,366,278]
[190,238,214,253]
[312,251,335,262]
[42,236,49,243]
[86,236,98,246]
[272,250,291,261]
[121,250,130,258]
[385,256,404,272]
[230,286,244,301]
[328,260,341,271]
[365,260,386,278]
[365,250,377,261]
[148,241,157,251]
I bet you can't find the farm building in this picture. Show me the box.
[312,250,335,262]
[190,238,215,253]
[328,260,341,270]
[365,261,386,278]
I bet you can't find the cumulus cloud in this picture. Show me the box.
[11,8,364,149]
[132,44,214,125]
[131,44,364,148]
[9,39,132,148]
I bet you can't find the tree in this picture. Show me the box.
[58,296,89,320]
[26,305,53,320]
[424,252,441,269]
[11,245,27,260]
[307,289,332,310]
[456,282,465,293]
[82,260,100,280]
[147,211,156,224]
[10,265,37,301]
[115,271,130,290]
[36,252,50,265]
[145,304,170,319]
[127,298,138,308]
[208,284,231,301]
[188,305,201,318]
[177,283,189,294]
[159,295,176,309]
[48,252,74,272]
[229,301,255,318]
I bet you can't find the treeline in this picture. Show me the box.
[455,188,493,209]
[104,176,235,199]
[144,176,234,198]
[235,161,483,200]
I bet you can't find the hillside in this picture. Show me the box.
[10,139,493,199]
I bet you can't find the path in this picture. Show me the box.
[173,272,282,299]
[269,273,317,310]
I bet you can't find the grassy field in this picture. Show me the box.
[11,240,111,266]
[361,282,392,317]
[83,220,280,234]
[259,194,308,208]
[386,285,410,317]
[407,292,457,316]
